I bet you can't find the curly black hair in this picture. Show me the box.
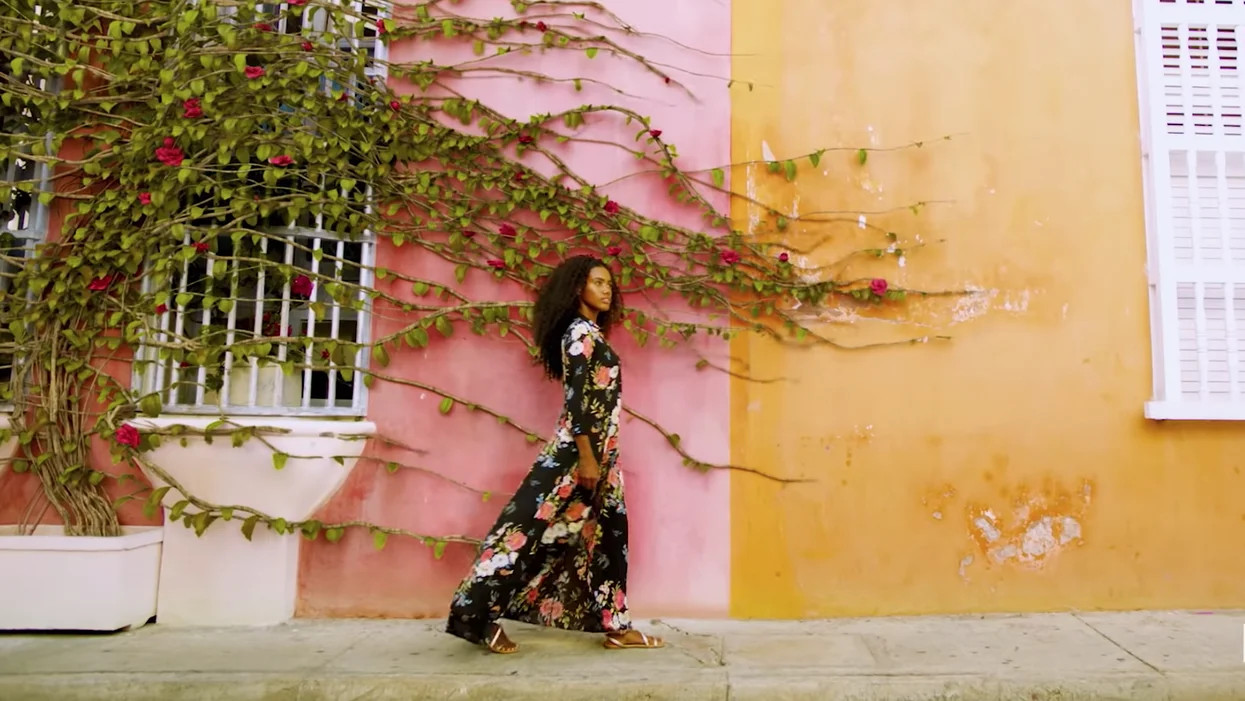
[532,255,622,380]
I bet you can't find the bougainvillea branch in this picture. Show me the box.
[0,0,961,545]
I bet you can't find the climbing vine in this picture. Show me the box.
[0,0,949,547]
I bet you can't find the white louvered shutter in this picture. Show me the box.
[1135,0,1245,419]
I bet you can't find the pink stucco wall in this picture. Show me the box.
[296,0,733,619]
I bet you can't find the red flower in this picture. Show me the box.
[155,137,184,167]
[138,192,152,205]
[536,21,548,31]
[254,22,274,31]
[244,65,265,79]
[649,129,662,138]
[288,0,307,5]
[487,259,505,269]
[291,274,314,297]
[663,76,671,84]
[268,155,294,166]
[603,199,620,214]
[155,304,168,315]
[88,274,115,291]
[115,424,141,449]
[462,230,475,239]
[606,245,622,256]
[870,278,889,296]
[389,100,401,111]
[182,98,203,119]
[499,224,517,237]
[778,252,789,263]
[193,241,210,253]
[301,41,314,51]
[376,19,386,35]
[513,172,526,182]
[518,134,534,145]
[321,349,330,360]
[719,249,741,266]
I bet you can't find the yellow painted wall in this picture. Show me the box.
[729,0,1245,617]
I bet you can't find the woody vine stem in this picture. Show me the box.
[0,0,954,548]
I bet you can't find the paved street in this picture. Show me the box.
[1,610,1243,700]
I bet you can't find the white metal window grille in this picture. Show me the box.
[1134,0,1245,419]
[1,65,56,397]
[140,224,375,416]
[137,0,386,416]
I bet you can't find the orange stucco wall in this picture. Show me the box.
[729,0,1245,617]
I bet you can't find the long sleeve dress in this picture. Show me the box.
[446,315,631,644]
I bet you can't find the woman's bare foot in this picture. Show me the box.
[603,629,665,650]
[486,623,519,654]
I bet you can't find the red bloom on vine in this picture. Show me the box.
[155,137,184,166]
[88,274,115,291]
[183,98,203,119]
[244,65,265,79]
[193,241,210,254]
[376,19,386,35]
[778,252,789,263]
[518,134,534,145]
[499,224,517,237]
[389,100,401,111]
[606,245,623,256]
[536,21,548,31]
[870,278,889,296]
[487,259,505,269]
[719,249,741,266]
[254,22,274,32]
[289,0,307,4]
[291,274,314,298]
[138,192,152,206]
[155,304,168,315]
[649,129,662,138]
[603,199,620,214]
[268,155,294,166]
[462,230,475,239]
[115,424,141,449]
[664,76,671,84]
[301,41,314,51]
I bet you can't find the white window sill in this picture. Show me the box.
[1145,401,1245,421]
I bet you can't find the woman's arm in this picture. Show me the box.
[563,325,601,490]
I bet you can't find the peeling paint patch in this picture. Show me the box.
[964,479,1093,573]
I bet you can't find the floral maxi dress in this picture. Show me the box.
[446,316,631,644]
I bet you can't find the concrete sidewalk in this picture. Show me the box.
[1,610,1243,700]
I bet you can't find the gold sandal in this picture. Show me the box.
[486,624,519,654]
[603,630,665,650]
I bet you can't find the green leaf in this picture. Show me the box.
[234,53,248,73]
[433,540,447,559]
[241,515,259,541]
[325,527,344,543]
[372,529,388,550]
[810,150,823,167]
[439,397,453,414]
[435,316,453,337]
[711,168,724,188]
[784,160,797,181]
[857,148,868,165]
[272,452,289,470]
[585,47,598,59]
[372,344,389,367]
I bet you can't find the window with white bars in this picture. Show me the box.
[1134,0,1245,419]
[137,0,386,417]
[139,223,376,416]
[1,66,56,400]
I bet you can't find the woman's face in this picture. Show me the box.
[580,266,613,313]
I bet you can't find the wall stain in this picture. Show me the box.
[963,478,1093,575]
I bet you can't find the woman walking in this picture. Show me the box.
[446,255,665,654]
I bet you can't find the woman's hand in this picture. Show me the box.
[577,456,602,491]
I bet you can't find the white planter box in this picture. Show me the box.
[0,525,162,631]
